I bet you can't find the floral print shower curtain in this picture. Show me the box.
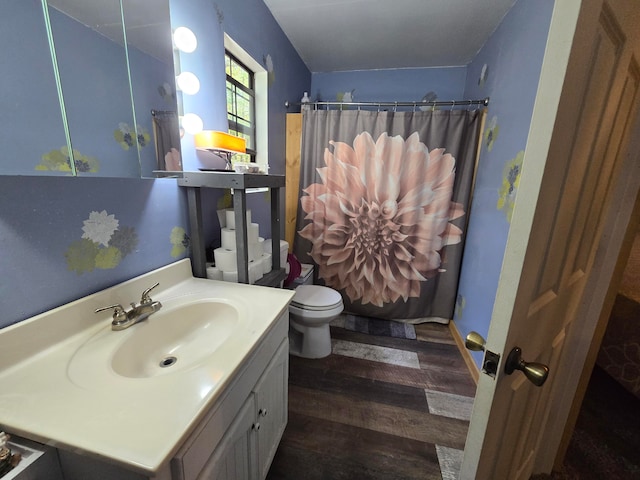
[293,108,483,323]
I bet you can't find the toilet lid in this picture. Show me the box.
[291,285,343,311]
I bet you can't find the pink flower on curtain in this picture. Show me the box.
[298,132,464,307]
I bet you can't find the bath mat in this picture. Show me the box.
[332,314,417,340]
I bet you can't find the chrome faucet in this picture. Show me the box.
[95,282,163,331]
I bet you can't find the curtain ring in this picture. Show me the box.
[450,101,455,111]
[393,102,398,113]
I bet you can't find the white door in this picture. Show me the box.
[461,0,640,478]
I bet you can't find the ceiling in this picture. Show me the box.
[48,0,517,74]
[263,0,517,72]
[48,0,171,63]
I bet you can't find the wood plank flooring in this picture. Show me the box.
[267,322,477,480]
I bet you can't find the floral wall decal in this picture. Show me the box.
[214,3,224,24]
[65,210,138,274]
[455,294,466,320]
[478,63,489,87]
[158,82,176,104]
[336,90,355,110]
[263,54,275,86]
[170,226,190,258]
[497,150,524,223]
[217,189,233,210]
[114,123,136,150]
[483,115,499,151]
[114,123,150,150]
[36,146,99,173]
[298,131,464,307]
[419,91,438,111]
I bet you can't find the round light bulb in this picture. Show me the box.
[173,27,197,53]
[182,113,203,135]
[176,72,200,95]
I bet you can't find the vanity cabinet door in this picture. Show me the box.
[254,341,289,479]
[196,396,258,480]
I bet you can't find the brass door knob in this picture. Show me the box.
[504,347,549,387]
[465,331,487,351]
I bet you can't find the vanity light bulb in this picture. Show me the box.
[173,27,197,53]
[182,113,203,135]
[176,72,200,95]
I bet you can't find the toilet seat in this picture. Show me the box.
[290,285,343,311]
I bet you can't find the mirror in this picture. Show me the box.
[0,0,69,176]
[0,0,179,177]
[48,0,140,177]
[122,0,180,178]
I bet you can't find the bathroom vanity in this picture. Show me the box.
[0,260,294,479]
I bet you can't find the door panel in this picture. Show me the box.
[461,1,640,478]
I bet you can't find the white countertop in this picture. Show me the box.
[0,259,294,474]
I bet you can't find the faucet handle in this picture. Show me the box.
[140,282,160,304]
[95,304,127,322]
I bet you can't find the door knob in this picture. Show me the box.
[465,331,487,351]
[465,331,499,378]
[504,347,549,387]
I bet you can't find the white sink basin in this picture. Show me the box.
[111,301,239,378]
[67,294,248,390]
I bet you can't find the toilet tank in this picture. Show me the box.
[293,264,314,286]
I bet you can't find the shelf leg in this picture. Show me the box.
[233,189,250,284]
[271,187,282,272]
[186,187,207,278]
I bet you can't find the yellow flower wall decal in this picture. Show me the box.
[497,151,524,223]
[298,131,464,307]
[170,227,190,258]
[37,146,99,173]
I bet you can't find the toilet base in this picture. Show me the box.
[288,320,332,359]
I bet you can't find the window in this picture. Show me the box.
[225,51,255,163]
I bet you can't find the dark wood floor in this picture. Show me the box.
[267,322,477,480]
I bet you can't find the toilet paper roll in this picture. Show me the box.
[263,239,289,254]
[206,266,223,281]
[223,270,238,283]
[248,241,261,263]
[225,209,251,230]
[249,261,263,284]
[220,227,237,250]
[248,223,260,244]
[261,253,272,274]
[206,261,215,268]
[214,248,237,272]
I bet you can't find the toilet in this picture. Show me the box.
[288,284,344,358]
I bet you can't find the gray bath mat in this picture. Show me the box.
[332,314,417,340]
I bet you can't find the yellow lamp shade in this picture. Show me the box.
[194,131,246,153]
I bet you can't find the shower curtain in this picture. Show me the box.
[293,108,483,323]
[152,111,182,170]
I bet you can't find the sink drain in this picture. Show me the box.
[159,356,178,368]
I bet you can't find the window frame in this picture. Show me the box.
[223,34,268,170]
[225,50,256,162]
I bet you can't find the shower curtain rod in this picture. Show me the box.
[284,97,489,109]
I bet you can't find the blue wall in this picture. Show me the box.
[0,0,310,329]
[311,67,467,104]
[455,0,555,368]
